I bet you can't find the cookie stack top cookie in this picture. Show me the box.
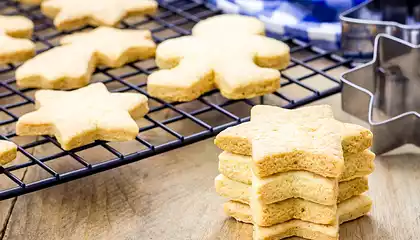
[216,105,373,156]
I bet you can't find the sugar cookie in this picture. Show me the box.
[251,105,373,154]
[0,15,34,38]
[251,197,337,226]
[0,16,35,64]
[41,0,157,30]
[147,14,290,102]
[215,175,368,206]
[16,27,156,90]
[251,171,338,206]
[218,150,374,184]
[252,119,344,178]
[0,140,17,165]
[214,107,372,156]
[224,195,372,240]
[16,83,148,150]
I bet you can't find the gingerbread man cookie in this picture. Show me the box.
[0,15,35,64]
[16,27,156,90]
[16,83,149,150]
[147,14,290,102]
[41,0,157,30]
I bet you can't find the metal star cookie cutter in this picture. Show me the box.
[340,0,420,57]
[341,34,420,155]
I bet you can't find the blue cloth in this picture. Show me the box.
[207,0,366,50]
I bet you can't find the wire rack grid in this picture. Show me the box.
[0,0,354,200]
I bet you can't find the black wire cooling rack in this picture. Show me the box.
[0,0,354,200]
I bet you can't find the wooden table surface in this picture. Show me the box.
[0,93,419,240]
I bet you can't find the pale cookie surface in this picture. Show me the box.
[41,0,157,30]
[214,106,373,156]
[214,105,333,155]
[0,15,34,38]
[0,16,35,64]
[16,27,156,90]
[215,174,367,206]
[147,14,290,102]
[0,140,17,165]
[251,105,373,154]
[224,195,372,240]
[251,197,337,226]
[16,83,149,150]
[252,119,344,178]
[218,150,374,184]
[251,104,334,123]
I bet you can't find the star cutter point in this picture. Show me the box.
[341,34,420,155]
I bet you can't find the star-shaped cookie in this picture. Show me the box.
[252,119,345,178]
[214,105,373,156]
[41,0,158,30]
[147,14,290,102]
[225,195,372,240]
[16,27,156,90]
[0,140,17,165]
[16,83,149,150]
[0,15,35,64]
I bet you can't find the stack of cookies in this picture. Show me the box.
[214,105,375,240]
